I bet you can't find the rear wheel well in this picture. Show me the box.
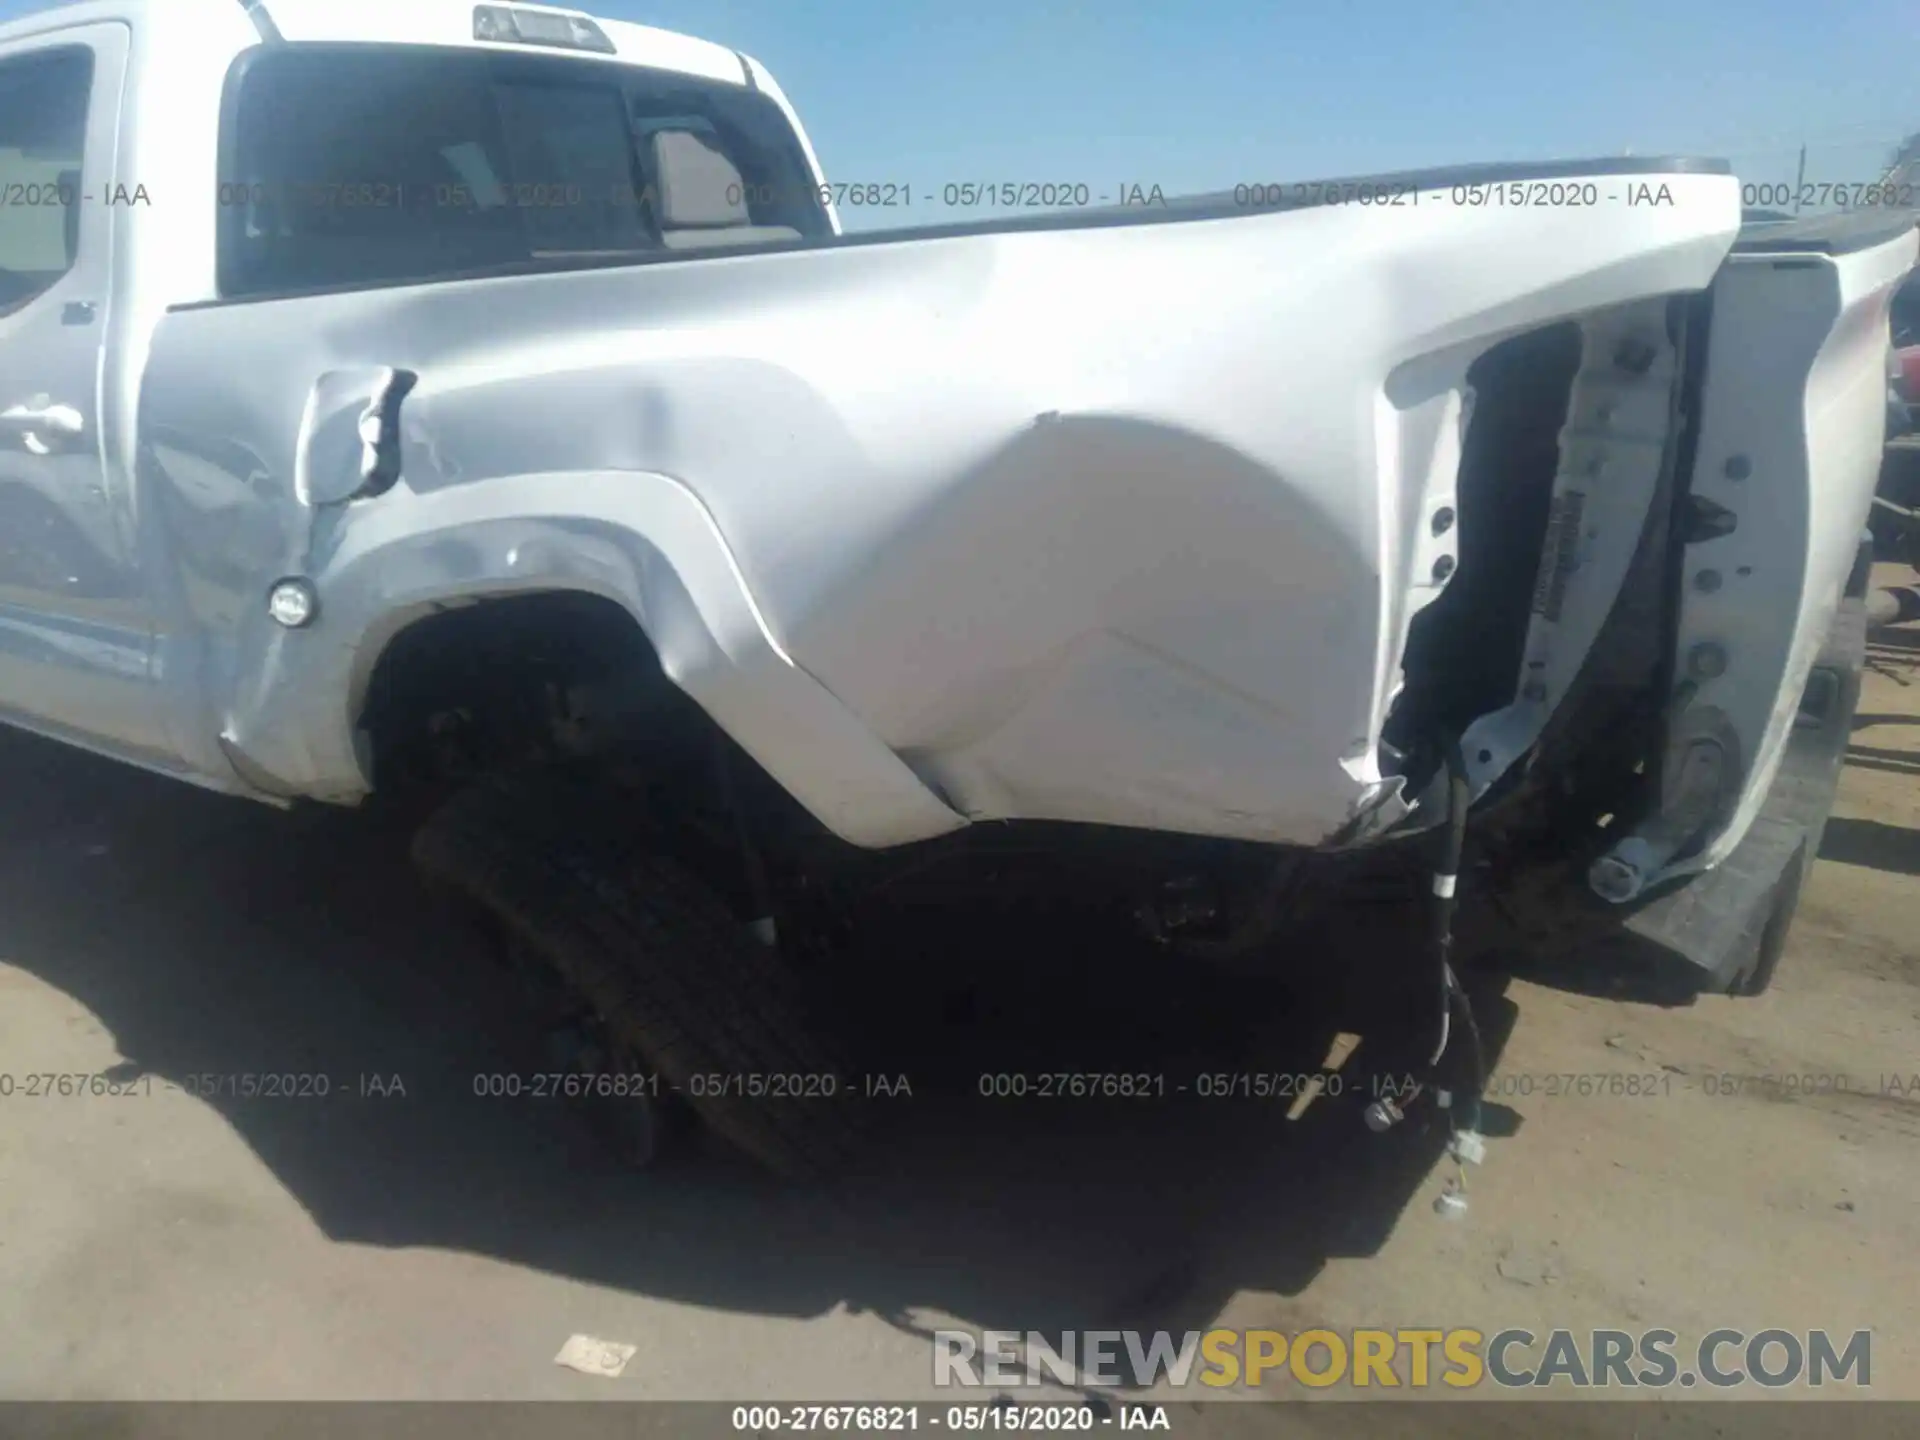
[355,589,829,914]
[356,591,690,796]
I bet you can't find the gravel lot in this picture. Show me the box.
[0,576,1915,1426]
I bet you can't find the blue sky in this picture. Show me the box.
[615,0,1919,227]
[4,0,1914,228]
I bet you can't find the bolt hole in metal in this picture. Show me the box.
[1688,642,1729,679]
[1723,455,1751,481]
[1432,554,1456,582]
[1431,506,1456,537]
[1694,570,1723,593]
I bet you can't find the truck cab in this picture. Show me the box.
[0,0,833,778]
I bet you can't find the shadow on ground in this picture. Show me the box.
[0,728,1518,1347]
[1868,625,1920,656]
[1818,815,1920,877]
[1846,701,1920,779]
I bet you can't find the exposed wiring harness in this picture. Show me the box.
[1429,736,1485,1139]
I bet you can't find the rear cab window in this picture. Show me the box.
[0,46,92,316]
[216,43,830,299]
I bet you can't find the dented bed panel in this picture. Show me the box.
[137,167,1741,847]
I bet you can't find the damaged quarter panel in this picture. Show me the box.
[1590,213,1919,898]
[137,165,1740,849]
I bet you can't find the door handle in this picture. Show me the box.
[352,367,418,500]
[1,397,86,455]
[297,367,418,506]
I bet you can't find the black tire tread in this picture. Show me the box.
[411,771,862,1178]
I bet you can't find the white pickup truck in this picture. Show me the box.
[1,0,1910,1173]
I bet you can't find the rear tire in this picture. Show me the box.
[412,771,864,1179]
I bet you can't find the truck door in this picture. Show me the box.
[0,23,162,762]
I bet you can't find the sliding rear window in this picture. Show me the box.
[217,43,830,299]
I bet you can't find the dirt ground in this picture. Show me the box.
[0,572,1915,1425]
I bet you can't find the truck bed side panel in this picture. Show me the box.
[137,169,1741,846]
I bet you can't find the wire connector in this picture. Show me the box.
[1449,1128,1487,1166]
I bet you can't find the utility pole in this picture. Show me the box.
[1792,143,1807,213]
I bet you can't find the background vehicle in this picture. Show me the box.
[0,0,1910,1173]
[1877,265,1920,571]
